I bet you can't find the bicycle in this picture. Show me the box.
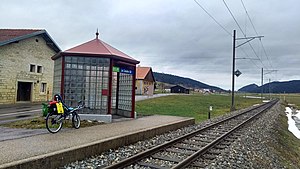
[45,95,84,133]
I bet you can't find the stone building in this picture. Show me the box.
[136,66,155,96]
[0,29,60,104]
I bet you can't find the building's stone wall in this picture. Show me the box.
[0,35,57,104]
[135,80,154,96]
[135,80,143,95]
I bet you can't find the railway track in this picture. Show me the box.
[103,99,279,169]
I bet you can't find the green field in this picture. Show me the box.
[236,93,300,108]
[275,94,300,108]
[136,94,261,123]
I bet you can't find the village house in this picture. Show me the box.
[170,85,190,94]
[0,29,60,104]
[136,66,155,96]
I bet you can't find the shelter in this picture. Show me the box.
[51,32,139,118]
[136,66,155,96]
[0,29,60,104]
[170,85,190,94]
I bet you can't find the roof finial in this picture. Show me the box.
[96,28,99,39]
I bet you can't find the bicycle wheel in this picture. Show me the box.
[72,112,80,129]
[46,112,63,133]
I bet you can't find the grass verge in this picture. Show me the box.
[136,94,261,123]
[270,104,300,168]
[280,94,300,108]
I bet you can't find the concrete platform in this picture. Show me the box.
[0,115,194,169]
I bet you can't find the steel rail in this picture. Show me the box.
[103,99,278,169]
[172,99,278,169]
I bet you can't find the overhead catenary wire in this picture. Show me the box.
[193,0,232,37]
[244,8,248,36]
[222,0,245,36]
[238,47,260,69]
[192,0,252,46]
[222,0,266,69]
[192,0,260,75]
[192,0,273,71]
[241,0,258,35]
[192,0,266,77]
[260,38,274,69]
[223,0,276,86]
[240,0,275,70]
[192,0,246,51]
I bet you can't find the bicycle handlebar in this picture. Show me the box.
[70,104,85,113]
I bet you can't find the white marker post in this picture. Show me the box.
[208,106,213,119]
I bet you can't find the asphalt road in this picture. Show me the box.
[135,93,174,101]
[0,104,42,124]
[0,104,46,141]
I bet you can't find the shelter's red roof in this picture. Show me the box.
[0,29,42,42]
[62,37,139,64]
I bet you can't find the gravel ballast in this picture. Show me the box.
[63,102,290,169]
[204,101,285,169]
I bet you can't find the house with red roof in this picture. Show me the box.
[136,66,155,96]
[52,32,139,118]
[0,29,60,104]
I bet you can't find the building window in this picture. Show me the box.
[37,66,43,73]
[40,83,47,93]
[30,64,36,72]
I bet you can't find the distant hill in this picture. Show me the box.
[239,84,259,93]
[153,72,224,91]
[238,80,300,93]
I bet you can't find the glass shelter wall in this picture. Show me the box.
[118,73,133,111]
[63,56,110,114]
[111,68,134,117]
[53,55,136,117]
[111,72,118,110]
[53,57,62,95]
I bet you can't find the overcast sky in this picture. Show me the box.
[1,0,299,90]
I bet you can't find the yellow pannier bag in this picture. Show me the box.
[56,102,64,114]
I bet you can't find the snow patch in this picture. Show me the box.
[296,110,300,119]
[285,107,300,139]
[263,100,270,103]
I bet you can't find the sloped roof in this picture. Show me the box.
[170,85,190,90]
[53,35,139,64]
[0,29,61,52]
[136,67,150,79]
[136,66,155,82]
[0,29,39,42]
